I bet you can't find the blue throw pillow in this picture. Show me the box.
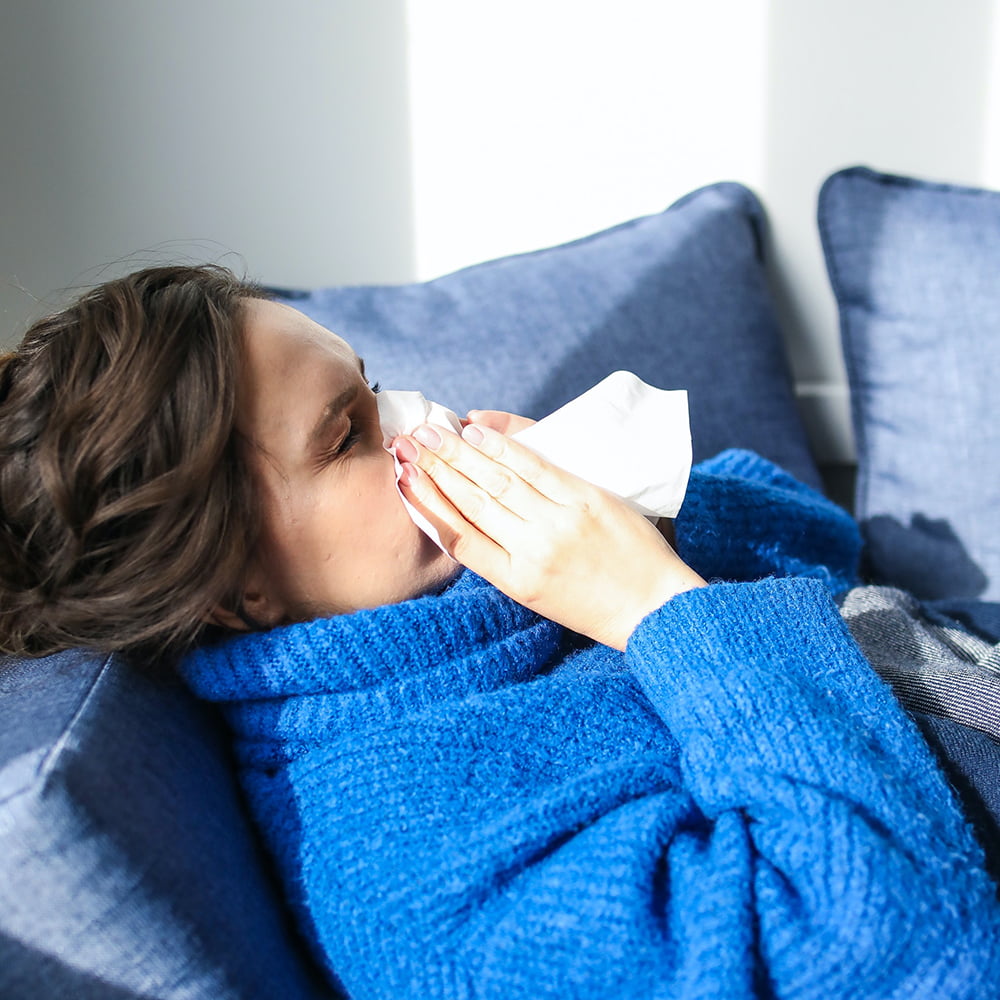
[272,182,820,488]
[0,651,340,1000]
[819,167,1000,600]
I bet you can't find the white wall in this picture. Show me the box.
[406,0,769,279]
[404,0,1000,461]
[3,0,999,462]
[0,0,414,337]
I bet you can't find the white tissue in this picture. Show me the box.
[377,371,692,552]
[512,372,691,518]
[376,389,465,548]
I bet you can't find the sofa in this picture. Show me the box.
[3,166,999,998]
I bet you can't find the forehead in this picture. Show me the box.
[240,298,355,371]
[237,298,359,441]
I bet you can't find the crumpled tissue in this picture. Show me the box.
[377,370,691,552]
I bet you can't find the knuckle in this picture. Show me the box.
[414,449,442,479]
[476,430,506,459]
[488,469,514,500]
[517,450,545,486]
[461,489,488,524]
[571,485,606,521]
[438,427,463,458]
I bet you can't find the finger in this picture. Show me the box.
[458,422,581,506]
[423,449,531,540]
[398,461,515,576]
[402,425,558,520]
[466,409,536,436]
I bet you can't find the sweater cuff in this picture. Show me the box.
[624,577,934,808]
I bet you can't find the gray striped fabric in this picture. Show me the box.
[840,585,1000,743]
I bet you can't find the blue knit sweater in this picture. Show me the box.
[182,451,1000,999]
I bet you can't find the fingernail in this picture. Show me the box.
[413,424,442,450]
[462,424,484,445]
[393,437,418,464]
[399,462,418,486]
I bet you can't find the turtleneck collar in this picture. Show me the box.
[180,571,565,706]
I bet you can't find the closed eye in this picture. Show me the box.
[313,369,379,470]
[315,420,363,469]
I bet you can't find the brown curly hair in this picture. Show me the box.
[0,265,268,663]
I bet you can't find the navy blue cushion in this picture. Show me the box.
[273,182,820,488]
[0,651,340,1000]
[913,712,1000,884]
[819,166,1000,600]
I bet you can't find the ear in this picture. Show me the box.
[204,565,287,633]
[205,602,254,633]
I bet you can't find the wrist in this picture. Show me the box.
[609,563,707,651]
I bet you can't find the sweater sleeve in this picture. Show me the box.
[673,449,861,591]
[624,576,1000,998]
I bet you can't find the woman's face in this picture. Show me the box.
[234,298,459,625]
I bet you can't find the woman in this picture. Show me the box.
[0,265,997,998]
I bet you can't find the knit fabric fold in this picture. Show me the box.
[182,450,1000,999]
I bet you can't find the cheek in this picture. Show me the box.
[372,458,415,533]
[266,451,416,572]
[337,450,412,541]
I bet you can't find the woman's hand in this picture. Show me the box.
[394,422,705,650]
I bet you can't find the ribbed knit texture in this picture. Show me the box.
[182,450,1000,998]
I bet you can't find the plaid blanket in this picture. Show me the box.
[841,584,1000,877]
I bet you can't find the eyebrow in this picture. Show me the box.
[307,382,361,450]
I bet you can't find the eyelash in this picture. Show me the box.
[316,377,380,468]
[337,424,363,456]
[316,424,361,468]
